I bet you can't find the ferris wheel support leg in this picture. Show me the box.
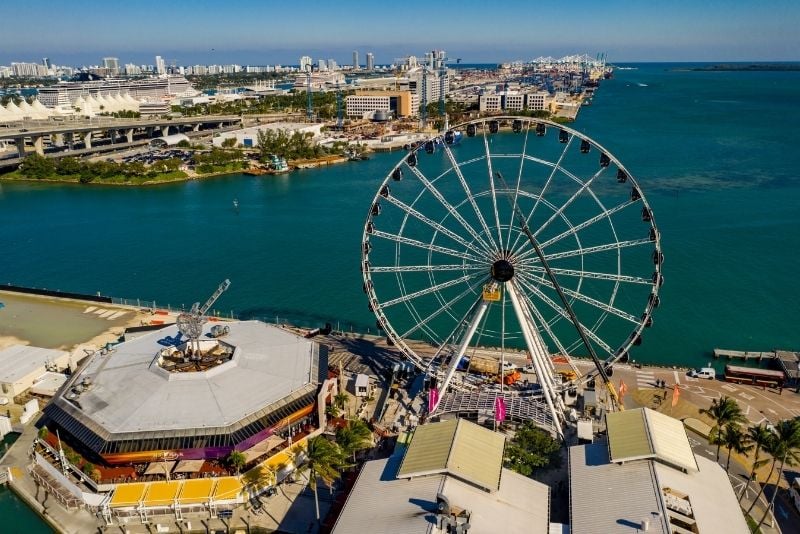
[432,299,489,412]
[507,281,565,440]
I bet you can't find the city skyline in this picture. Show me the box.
[1,0,799,65]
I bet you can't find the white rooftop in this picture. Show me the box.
[0,345,68,384]
[58,321,318,434]
[333,454,550,534]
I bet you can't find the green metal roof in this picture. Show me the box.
[607,409,652,461]
[606,408,698,472]
[397,418,505,491]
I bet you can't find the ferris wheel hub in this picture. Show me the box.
[491,259,515,282]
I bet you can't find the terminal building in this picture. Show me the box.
[37,76,195,108]
[479,90,552,113]
[42,320,329,467]
[345,90,419,119]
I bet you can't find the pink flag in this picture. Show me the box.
[494,396,507,422]
[428,388,439,413]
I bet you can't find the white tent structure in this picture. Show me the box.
[4,101,24,121]
[31,99,52,118]
[122,93,140,111]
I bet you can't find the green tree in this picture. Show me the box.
[227,450,247,475]
[700,396,746,462]
[335,419,374,462]
[739,424,774,503]
[756,419,800,529]
[37,427,49,440]
[334,391,349,411]
[55,157,82,176]
[177,139,191,148]
[721,424,752,473]
[295,436,348,522]
[221,137,237,148]
[503,422,561,477]
[19,154,55,179]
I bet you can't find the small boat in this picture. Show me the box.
[232,199,239,210]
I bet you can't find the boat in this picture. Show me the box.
[268,155,289,173]
[232,199,239,210]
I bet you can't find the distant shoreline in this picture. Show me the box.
[684,64,800,72]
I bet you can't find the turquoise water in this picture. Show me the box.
[0,64,798,369]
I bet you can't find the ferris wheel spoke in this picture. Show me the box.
[504,121,531,251]
[382,194,490,258]
[370,264,484,273]
[519,265,652,285]
[369,229,485,264]
[516,275,615,356]
[531,166,607,243]
[482,130,505,247]
[518,271,639,324]
[534,237,652,264]
[537,199,636,251]
[508,135,574,254]
[400,276,486,339]
[380,272,487,308]
[407,164,496,256]
[442,144,499,252]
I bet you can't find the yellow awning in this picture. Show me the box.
[142,480,181,507]
[109,482,148,508]
[212,477,243,501]
[177,478,216,504]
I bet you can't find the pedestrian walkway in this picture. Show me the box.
[635,369,656,388]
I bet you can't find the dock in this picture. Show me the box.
[714,348,799,386]
[713,349,776,361]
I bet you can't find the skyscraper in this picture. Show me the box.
[42,58,51,69]
[299,55,312,72]
[155,55,166,75]
[366,52,374,71]
[103,57,120,75]
[352,50,359,69]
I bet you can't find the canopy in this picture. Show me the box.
[173,459,204,474]
[144,460,175,476]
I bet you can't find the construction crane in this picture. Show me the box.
[494,172,621,412]
[305,64,313,122]
[176,279,231,357]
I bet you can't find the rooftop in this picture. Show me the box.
[0,345,68,383]
[606,407,698,473]
[48,321,322,437]
[397,418,506,492]
[333,453,549,534]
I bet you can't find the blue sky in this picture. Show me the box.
[2,0,798,65]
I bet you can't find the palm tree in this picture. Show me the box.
[739,424,774,503]
[756,419,800,529]
[336,419,374,462]
[700,396,746,462]
[227,450,246,475]
[721,424,752,473]
[295,436,348,522]
[334,391,349,411]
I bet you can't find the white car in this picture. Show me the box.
[688,367,716,380]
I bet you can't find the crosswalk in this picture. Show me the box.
[636,370,656,388]
[83,305,128,321]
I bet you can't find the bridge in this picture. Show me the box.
[0,115,243,159]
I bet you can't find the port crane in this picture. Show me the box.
[176,279,231,357]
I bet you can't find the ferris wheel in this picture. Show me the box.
[361,117,662,427]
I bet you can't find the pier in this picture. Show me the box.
[714,348,799,386]
[713,349,777,362]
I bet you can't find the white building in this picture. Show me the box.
[155,55,166,75]
[526,91,550,111]
[11,62,48,77]
[366,52,374,71]
[352,50,359,69]
[0,345,70,399]
[102,57,119,75]
[504,92,525,111]
[479,94,502,112]
[346,91,418,118]
[299,55,312,72]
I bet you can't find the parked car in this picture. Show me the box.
[688,367,716,380]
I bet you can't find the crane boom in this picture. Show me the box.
[198,279,231,316]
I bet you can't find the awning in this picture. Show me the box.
[243,435,285,463]
[144,461,175,476]
[173,459,204,474]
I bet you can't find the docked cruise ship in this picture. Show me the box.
[37,76,196,108]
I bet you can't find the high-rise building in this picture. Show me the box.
[42,57,51,69]
[11,62,48,77]
[366,52,374,71]
[155,55,166,75]
[352,50,359,69]
[318,59,327,71]
[327,59,337,71]
[103,57,120,75]
[299,55,312,72]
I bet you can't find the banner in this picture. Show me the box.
[618,379,628,398]
[428,387,439,412]
[671,384,681,407]
[494,396,507,422]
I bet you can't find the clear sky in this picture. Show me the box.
[2,0,798,66]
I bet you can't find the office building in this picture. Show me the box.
[299,55,312,72]
[102,57,120,75]
[346,90,419,118]
[352,50,359,69]
[366,52,374,71]
[155,55,166,75]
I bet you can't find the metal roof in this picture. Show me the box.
[397,418,505,491]
[333,454,550,534]
[0,345,67,383]
[45,321,323,445]
[606,408,698,473]
[569,444,669,534]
